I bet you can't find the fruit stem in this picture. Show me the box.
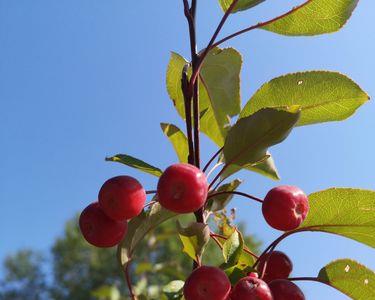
[202,147,224,173]
[145,190,157,195]
[207,191,263,204]
[288,277,323,283]
[210,232,259,259]
[209,0,314,50]
[124,262,136,300]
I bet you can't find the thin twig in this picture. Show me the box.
[207,190,263,204]
[206,162,224,179]
[189,0,240,88]
[210,232,259,259]
[146,190,157,195]
[211,0,314,49]
[182,65,195,165]
[124,262,136,300]
[202,147,224,173]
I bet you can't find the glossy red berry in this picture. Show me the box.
[98,176,146,221]
[262,186,309,231]
[257,251,293,283]
[79,202,127,248]
[183,266,231,300]
[157,163,208,213]
[231,276,273,300]
[269,280,305,300]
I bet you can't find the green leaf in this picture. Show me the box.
[318,259,375,299]
[177,221,210,262]
[220,152,280,181]
[222,230,244,267]
[219,0,265,13]
[163,280,185,300]
[117,203,177,266]
[240,71,369,126]
[105,154,163,177]
[299,188,375,248]
[161,123,189,163]
[262,0,360,36]
[208,179,242,212]
[166,48,242,146]
[92,285,121,300]
[223,108,300,168]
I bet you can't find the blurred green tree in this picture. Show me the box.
[0,212,259,300]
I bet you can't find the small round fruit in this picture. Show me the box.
[183,266,231,300]
[269,280,305,300]
[99,176,146,221]
[257,251,293,283]
[231,276,273,300]
[157,163,208,213]
[262,186,309,231]
[79,202,127,248]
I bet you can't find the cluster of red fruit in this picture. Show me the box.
[79,163,208,247]
[184,251,304,300]
[79,163,310,299]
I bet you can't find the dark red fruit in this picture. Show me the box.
[157,163,208,213]
[257,251,293,283]
[99,176,146,221]
[183,266,231,300]
[231,276,273,300]
[262,186,309,231]
[79,202,127,248]
[269,280,305,300]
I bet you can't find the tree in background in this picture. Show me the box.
[0,212,259,300]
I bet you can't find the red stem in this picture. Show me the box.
[202,147,224,173]
[124,262,136,300]
[210,233,258,259]
[211,0,314,49]
[207,190,263,204]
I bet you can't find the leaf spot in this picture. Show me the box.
[344,265,350,273]
[297,80,303,85]
[364,279,369,285]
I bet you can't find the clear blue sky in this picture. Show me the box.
[1,1,374,299]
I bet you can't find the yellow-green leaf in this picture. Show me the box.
[218,0,265,13]
[161,123,188,163]
[240,71,369,126]
[299,188,375,248]
[117,203,177,266]
[262,0,359,36]
[105,154,163,177]
[318,259,375,299]
[177,222,210,262]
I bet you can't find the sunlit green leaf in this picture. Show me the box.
[177,221,210,262]
[299,188,375,248]
[240,71,369,126]
[92,285,121,300]
[222,230,244,267]
[318,259,375,299]
[105,154,163,177]
[262,0,359,36]
[163,280,185,300]
[117,203,177,266]
[218,0,265,13]
[166,48,241,146]
[161,123,189,163]
[223,108,300,168]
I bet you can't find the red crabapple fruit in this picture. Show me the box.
[183,266,231,300]
[157,163,208,213]
[79,202,127,248]
[257,251,293,283]
[99,176,146,221]
[269,279,305,300]
[262,186,309,231]
[231,276,273,300]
